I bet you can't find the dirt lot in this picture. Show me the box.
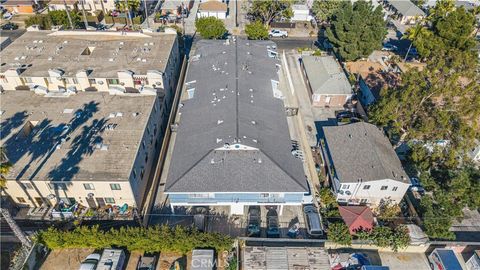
[158,252,186,270]
[125,251,142,270]
[40,248,95,270]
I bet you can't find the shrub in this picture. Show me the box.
[245,21,269,40]
[34,225,233,254]
[195,16,227,39]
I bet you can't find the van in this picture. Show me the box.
[428,248,463,270]
[191,249,215,270]
[79,253,101,270]
[97,249,126,270]
[303,204,324,238]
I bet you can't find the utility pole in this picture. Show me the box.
[63,0,74,29]
[1,208,32,249]
[144,0,149,29]
[124,0,132,27]
[80,0,89,30]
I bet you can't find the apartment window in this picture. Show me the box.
[381,186,388,190]
[48,183,67,190]
[89,79,96,85]
[145,154,148,163]
[20,183,33,190]
[360,199,368,204]
[24,77,33,83]
[363,185,371,190]
[189,193,213,198]
[142,141,146,150]
[107,78,120,85]
[17,197,26,203]
[132,169,137,180]
[392,186,398,192]
[140,168,145,179]
[0,75,8,83]
[105,197,115,204]
[342,184,350,189]
[110,183,121,190]
[83,183,95,190]
[260,193,269,198]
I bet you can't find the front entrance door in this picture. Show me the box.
[85,197,97,208]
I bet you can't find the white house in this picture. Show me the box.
[291,4,311,22]
[322,122,410,205]
[197,0,228,19]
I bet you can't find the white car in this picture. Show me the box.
[79,253,101,270]
[3,12,12,20]
[269,29,288,38]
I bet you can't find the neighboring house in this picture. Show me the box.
[197,0,228,19]
[301,56,353,108]
[385,0,425,25]
[0,91,168,210]
[338,205,374,234]
[322,122,410,205]
[3,0,35,14]
[163,39,311,216]
[0,31,181,212]
[160,0,191,16]
[291,4,311,22]
[48,0,116,14]
[48,0,77,12]
[0,31,180,107]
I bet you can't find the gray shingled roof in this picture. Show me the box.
[165,39,308,193]
[323,122,409,184]
[388,0,426,17]
[302,56,352,96]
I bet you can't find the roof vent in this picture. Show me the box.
[211,158,215,164]
[348,134,352,138]
[251,121,256,125]
[216,138,222,143]
[224,143,230,149]
[217,120,223,125]
[252,139,258,143]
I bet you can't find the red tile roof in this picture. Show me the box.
[338,206,374,234]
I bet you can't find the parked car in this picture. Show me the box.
[79,253,101,270]
[266,208,280,238]
[269,29,288,38]
[137,254,157,270]
[303,204,324,238]
[428,248,463,270]
[97,249,126,270]
[246,206,261,237]
[3,12,13,20]
[336,110,362,125]
[1,22,18,30]
[409,177,425,194]
[382,43,398,51]
[96,23,107,31]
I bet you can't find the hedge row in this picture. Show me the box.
[35,225,233,254]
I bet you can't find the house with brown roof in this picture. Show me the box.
[338,205,374,234]
[197,0,228,19]
[3,0,34,14]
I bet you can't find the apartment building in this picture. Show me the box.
[321,122,410,205]
[0,31,181,210]
[163,39,311,216]
[0,31,180,108]
[48,0,116,14]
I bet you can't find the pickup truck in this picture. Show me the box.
[269,29,288,38]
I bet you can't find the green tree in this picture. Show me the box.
[0,147,12,189]
[368,226,410,252]
[318,187,340,218]
[327,222,352,246]
[48,10,81,28]
[195,17,227,39]
[248,0,293,26]
[311,0,342,22]
[115,0,141,12]
[245,21,269,40]
[325,0,387,61]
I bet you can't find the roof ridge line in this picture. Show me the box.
[363,123,396,182]
[260,150,308,191]
[165,149,213,190]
